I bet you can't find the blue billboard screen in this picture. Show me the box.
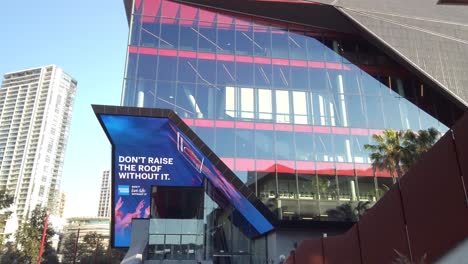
[99,114,273,247]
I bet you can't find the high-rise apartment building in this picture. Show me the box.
[97,170,111,218]
[0,65,77,220]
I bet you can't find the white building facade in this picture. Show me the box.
[0,65,77,220]
[97,170,111,218]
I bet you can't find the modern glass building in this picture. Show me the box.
[115,0,466,262]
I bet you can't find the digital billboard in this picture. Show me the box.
[97,111,274,247]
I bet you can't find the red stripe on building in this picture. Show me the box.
[182,118,194,126]
[296,161,315,173]
[142,0,161,18]
[254,57,271,64]
[178,50,197,58]
[237,55,254,63]
[221,157,235,170]
[294,125,313,132]
[195,119,214,127]
[316,162,335,175]
[355,163,374,177]
[217,14,234,28]
[179,118,381,137]
[275,123,293,131]
[179,5,197,22]
[313,126,331,134]
[235,158,255,171]
[276,160,296,173]
[332,127,350,135]
[128,46,351,70]
[199,9,216,27]
[272,58,289,66]
[235,18,251,31]
[255,159,276,172]
[236,121,255,129]
[335,163,355,176]
[350,128,369,136]
[160,1,179,24]
[256,123,274,130]
[216,120,235,128]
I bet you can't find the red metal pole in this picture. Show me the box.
[73,228,80,264]
[37,211,49,264]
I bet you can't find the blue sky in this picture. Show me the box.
[0,1,129,217]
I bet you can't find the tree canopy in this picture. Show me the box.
[364,128,440,178]
[0,206,58,264]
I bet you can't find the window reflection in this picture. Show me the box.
[128,0,452,227]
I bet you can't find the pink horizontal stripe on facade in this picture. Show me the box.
[274,123,293,131]
[221,157,235,169]
[316,162,335,175]
[235,158,255,171]
[255,159,276,172]
[255,123,274,130]
[141,0,160,18]
[236,121,255,129]
[198,52,216,60]
[198,9,216,27]
[129,46,351,70]
[313,126,331,134]
[215,120,235,128]
[272,58,290,66]
[355,164,374,177]
[254,57,271,64]
[276,160,296,173]
[237,55,254,63]
[218,157,385,177]
[296,161,315,173]
[195,119,214,127]
[135,0,143,13]
[332,127,350,135]
[294,125,313,132]
[158,49,177,56]
[350,128,369,136]
[179,5,197,23]
[336,163,355,176]
[178,50,197,58]
[181,118,382,136]
[290,60,308,67]
[217,54,236,61]
[369,129,384,136]
[160,1,179,24]
[217,14,233,26]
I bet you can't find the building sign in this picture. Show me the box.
[97,112,274,248]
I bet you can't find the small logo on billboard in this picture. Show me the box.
[118,185,130,196]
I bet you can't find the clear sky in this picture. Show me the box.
[0,1,129,217]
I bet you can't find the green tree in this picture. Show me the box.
[326,203,357,221]
[364,129,412,179]
[79,232,107,264]
[402,128,440,172]
[6,206,57,264]
[0,190,14,209]
[61,232,83,264]
[364,128,439,179]
[0,190,14,251]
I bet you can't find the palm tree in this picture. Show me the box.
[355,201,371,217]
[402,128,440,172]
[326,203,357,221]
[365,128,440,179]
[364,129,413,179]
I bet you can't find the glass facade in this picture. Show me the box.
[123,0,450,225]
